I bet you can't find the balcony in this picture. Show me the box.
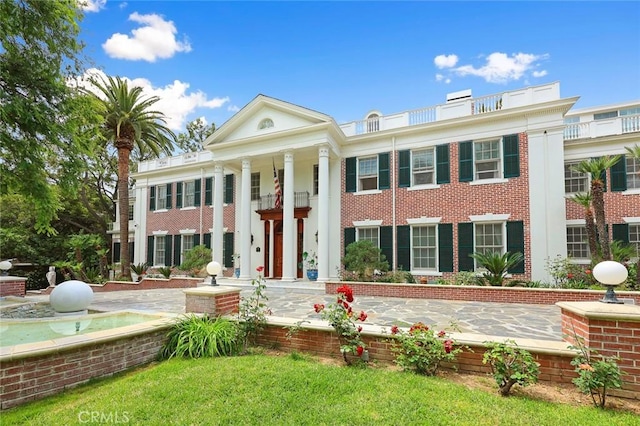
[339,82,560,136]
[255,191,310,211]
[564,114,640,140]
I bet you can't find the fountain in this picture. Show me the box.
[49,279,94,315]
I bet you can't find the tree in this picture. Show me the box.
[342,240,389,281]
[87,75,176,280]
[568,192,598,260]
[0,0,91,234]
[175,118,216,153]
[573,156,620,261]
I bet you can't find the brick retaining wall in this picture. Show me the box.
[326,282,640,305]
[0,277,26,297]
[40,277,203,294]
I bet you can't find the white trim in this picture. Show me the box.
[566,219,586,226]
[355,189,382,196]
[353,219,383,227]
[412,270,443,277]
[153,209,169,213]
[622,189,640,196]
[623,217,640,223]
[406,217,442,225]
[180,206,197,211]
[469,213,510,222]
[407,184,441,191]
[469,178,508,186]
[179,229,196,235]
[152,230,168,235]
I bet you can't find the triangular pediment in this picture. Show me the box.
[205,95,333,146]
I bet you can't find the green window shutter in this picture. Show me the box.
[176,182,183,208]
[345,157,357,192]
[458,141,473,182]
[205,177,213,205]
[610,155,627,192]
[503,134,520,178]
[458,223,474,271]
[173,236,181,266]
[165,235,173,266]
[396,225,410,271]
[194,179,201,207]
[113,242,121,263]
[166,183,172,209]
[223,232,234,267]
[194,234,200,246]
[436,144,450,184]
[224,174,234,204]
[344,227,356,255]
[506,221,525,274]
[203,233,212,249]
[380,226,393,269]
[147,236,154,265]
[612,224,629,243]
[149,186,156,211]
[438,223,453,272]
[398,150,411,187]
[378,152,390,190]
[129,242,134,263]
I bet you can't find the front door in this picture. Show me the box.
[273,221,283,278]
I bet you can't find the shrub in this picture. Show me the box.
[482,340,540,396]
[179,245,212,272]
[342,240,389,281]
[157,266,172,279]
[389,322,462,376]
[545,255,595,288]
[569,335,623,409]
[159,315,240,359]
[470,251,524,286]
[237,266,270,351]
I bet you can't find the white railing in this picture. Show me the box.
[409,107,437,126]
[564,114,640,140]
[137,150,213,173]
[622,114,640,133]
[473,95,503,115]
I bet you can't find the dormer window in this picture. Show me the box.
[366,113,380,132]
[258,118,274,129]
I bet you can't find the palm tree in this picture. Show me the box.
[573,156,620,261]
[568,192,598,260]
[88,76,175,280]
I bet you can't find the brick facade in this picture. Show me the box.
[0,277,26,297]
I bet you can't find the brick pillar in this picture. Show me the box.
[184,286,241,316]
[558,301,640,400]
[0,276,26,297]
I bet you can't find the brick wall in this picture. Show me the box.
[325,282,640,305]
[0,278,26,297]
[0,329,167,410]
[184,287,241,316]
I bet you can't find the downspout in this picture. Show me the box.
[392,136,397,272]
[199,167,204,244]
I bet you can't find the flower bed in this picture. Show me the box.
[325,282,640,305]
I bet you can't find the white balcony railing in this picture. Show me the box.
[564,114,640,140]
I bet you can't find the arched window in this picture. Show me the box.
[366,113,379,133]
[258,118,274,130]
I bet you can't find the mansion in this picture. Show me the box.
[110,82,640,283]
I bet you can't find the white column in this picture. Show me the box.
[212,163,224,266]
[269,219,275,278]
[240,158,252,279]
[317,146,330,281]
[282,151,296,280]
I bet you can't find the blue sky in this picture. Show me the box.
[79,1,640,132]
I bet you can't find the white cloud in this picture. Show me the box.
[79,0,106,12]
[532,70,548,78]
[73,68,229,130]
[227,105,240,112]
[452,52,549,84]
[434,54,459,69]
[435,74,451,84]
[119,2,128,9]
[102,12,191,62]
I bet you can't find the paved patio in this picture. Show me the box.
[24,280,563,341]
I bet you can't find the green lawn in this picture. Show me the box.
[4,354,639,425]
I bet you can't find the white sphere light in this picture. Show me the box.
[206,261,222,276]
[592,261,628,286]
[50,280,94,313]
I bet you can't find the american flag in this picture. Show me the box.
[273,162,282,209]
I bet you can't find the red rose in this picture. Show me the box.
[567,273,574,279]
[410,322,429,333]
[444,339,453,354]
[358,311,367,322]
[256,266,264,273]
[438,330,446,338]
[391,325,399,335]
[585,269,592,275]
[343,301,350,310]
[313,303,325,313]
[358,326,363,332]
[336,285,354,303]
[357,346,364,356]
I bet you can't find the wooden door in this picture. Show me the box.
[274,221,283,278]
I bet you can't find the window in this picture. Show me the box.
[358,156,378,190]
[475,223,503,257]
[567,226,589,259]
[412,226,436,269]
[565,162,588,193]
[627,157,640,189]
[631,224,640,257]
[183,181,195,207]
[620,107,640,116]
[128,203,134,221]
[594,111,618,120]
[366,114,379,132]
[474,140,501,180]
[412,149,435,185]
[182,235,194,263]
[155,236,166,266]
[157,185,168,209]
[358,227,379,248]
[251,172,260,201]
[258,118,274,129]
[313,164,319,195]
[564,116,580,124]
